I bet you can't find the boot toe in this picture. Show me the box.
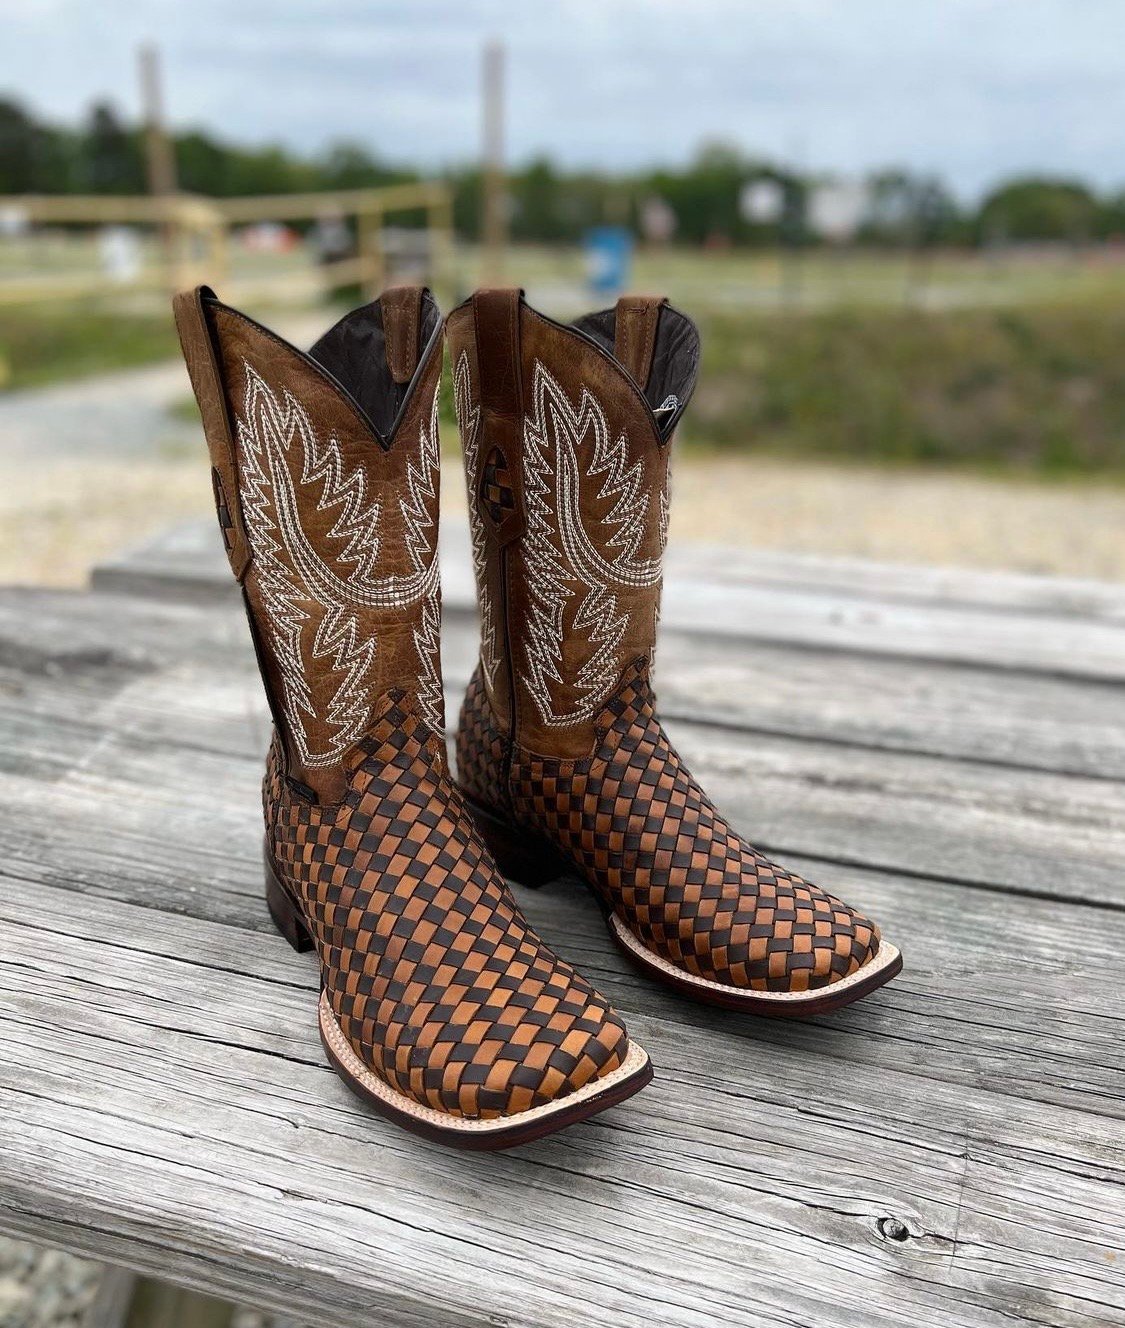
[469,989,631,1120]
[334,958,631,1122]
[644,862,884,995]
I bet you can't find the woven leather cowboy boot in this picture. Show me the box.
[448,290,901,1015]
[173,285,651,1147]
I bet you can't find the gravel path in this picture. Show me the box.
[3,353,1123,588]
[0,1239,98,1328]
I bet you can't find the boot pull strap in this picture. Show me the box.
[173,286,251,581]
[471,288,525,545]
[381,285,425,385]
[614,295,667,390]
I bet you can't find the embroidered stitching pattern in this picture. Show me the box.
[453,351,501,690]
[237,364,440,765]
[413,585,444,737]
[403,388,443,736]
[522,360,663,727]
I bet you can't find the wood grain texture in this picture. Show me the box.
[10,582,1125,784]
[4,597,1121,913]
[1,565,1123,1328]
[95,519,1125,680]
[2,879,1122,1328]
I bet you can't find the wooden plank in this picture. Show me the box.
[94,518,1125,622]
[5,685,1120,913]
[653,573,1125,682]
[3,832,1122,1125]
[1,612,1122,1120]
[3,605,1122,911]
[1,878,1122,1328]
[443,622,1125,781]
[90,523,240,607]
[662,718,1125,907]
[672,542,1125,622]
[6,584,1125,786]
[2,577,1123,1325]
[91,520,1125,682]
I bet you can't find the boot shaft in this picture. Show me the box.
[447,290,699,758]
[174,285,444,801]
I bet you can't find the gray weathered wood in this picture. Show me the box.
[93,519,1125,681]
[95,518,1125,622]
[2,877,1123,1328]
[8,582,1125,782]
[4,595,1122,911]
[2,563,1124,1328]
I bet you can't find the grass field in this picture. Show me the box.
[0,300,180,390]
[497,242,1125,314]
[4,239,1125,474]
[3,255,1124,588]
[689,301,1125,473]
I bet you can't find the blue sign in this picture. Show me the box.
[584,226,633,295]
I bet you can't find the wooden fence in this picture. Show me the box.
[0,182,454,306]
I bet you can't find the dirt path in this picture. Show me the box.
[3,349,1123,587]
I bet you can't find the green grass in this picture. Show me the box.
[83,295,1125,479]
[167,395,202,424]
[497,243,1125,314]
[0,300,180,390]
[685,299,1125,475]
[6,242,1125,475]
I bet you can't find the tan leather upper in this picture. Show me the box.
[446,292,671,760]
[451,292,888,1001]
[175,287,444,802]
[176,286,636,1121]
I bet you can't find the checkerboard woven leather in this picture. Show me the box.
[480,446,516,523]
[265,692,629,1118]
[457,661,881,993]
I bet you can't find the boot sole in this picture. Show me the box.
[264,846,653,1149]
[464,795,904,1018]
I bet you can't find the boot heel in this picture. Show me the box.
[264,853,314,952]
[466,797,567,888]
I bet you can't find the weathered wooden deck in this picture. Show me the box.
[2,520,1123,1328]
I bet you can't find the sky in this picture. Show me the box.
[4,0,1125,200]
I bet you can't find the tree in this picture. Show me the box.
[82,102,143,194]
[1096,189,1125,240]
[177,130,234,195]
[864,170,962,246]
[978,178,1098,243]
[0,99,40,193]
[319,142,406,190]
[511,157,565,241]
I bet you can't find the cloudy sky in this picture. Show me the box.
[4,0,1124,199]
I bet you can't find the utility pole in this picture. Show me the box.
[138,43,179,289]
[481,39,507,284]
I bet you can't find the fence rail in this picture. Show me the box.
[0,183,454,306]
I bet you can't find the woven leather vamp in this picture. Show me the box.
[266,692,628,1119]
[458,664,880,994]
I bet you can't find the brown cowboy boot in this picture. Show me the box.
[173,284,651,1148]
[448,290,902,1015]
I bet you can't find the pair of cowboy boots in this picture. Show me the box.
[175,283,901,1150]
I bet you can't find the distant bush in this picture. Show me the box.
[689,301,1125,474]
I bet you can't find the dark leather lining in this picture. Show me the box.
[571,302,701,438]
[308,290,442,439]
